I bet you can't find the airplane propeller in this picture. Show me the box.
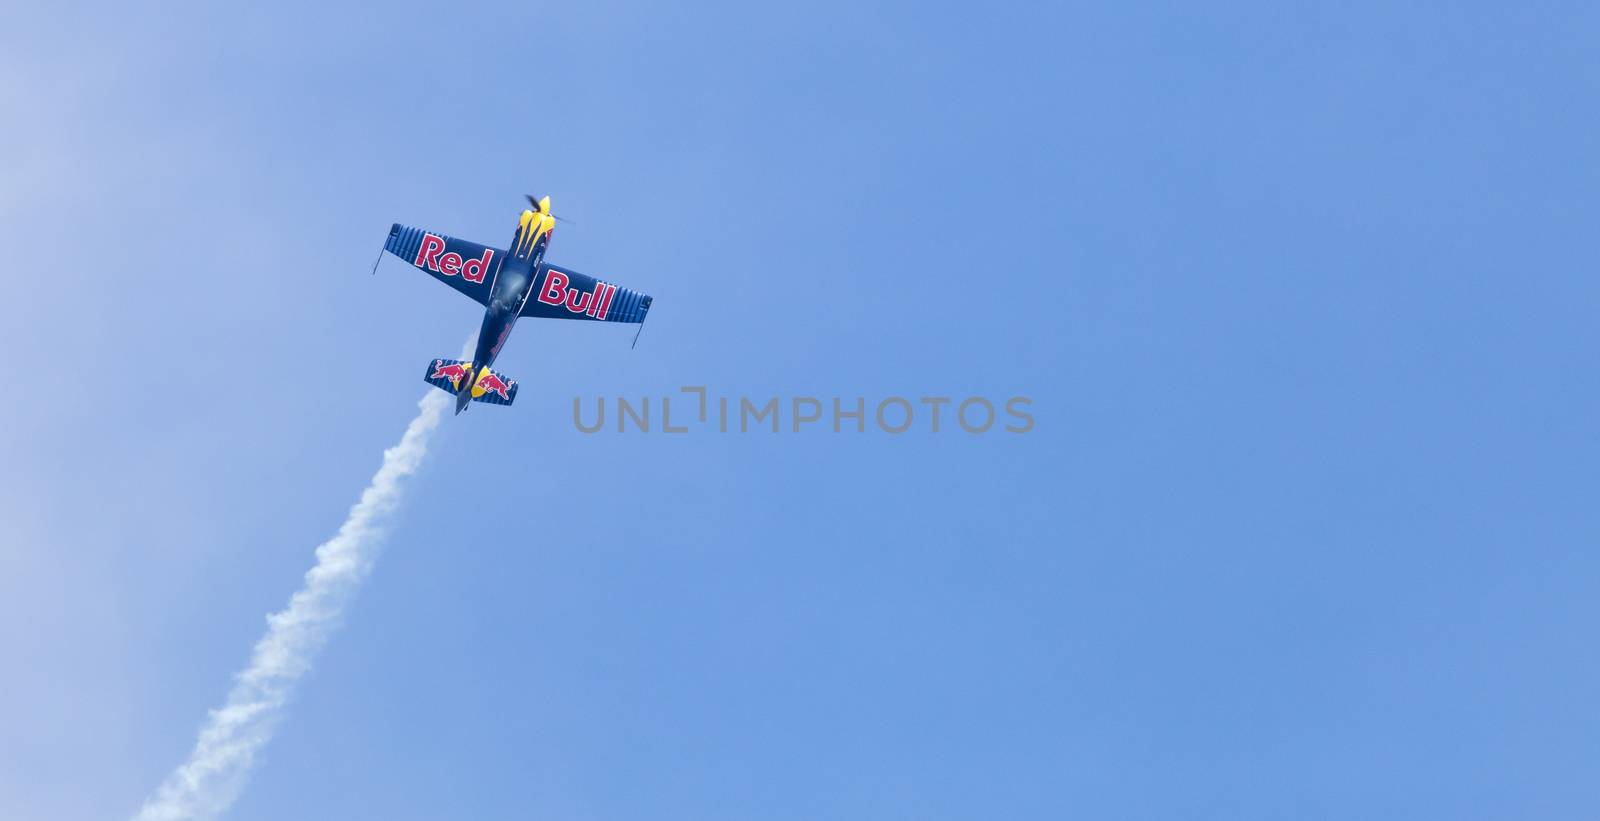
[526,194,574,225]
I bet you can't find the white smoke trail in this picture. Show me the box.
[132,386,455,821]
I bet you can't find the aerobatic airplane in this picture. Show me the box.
[374,195,652,415]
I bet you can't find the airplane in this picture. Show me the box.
[372,195,652,415]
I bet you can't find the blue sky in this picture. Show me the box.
[4,1,1599,818]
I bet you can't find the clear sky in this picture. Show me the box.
[4,1,1599,819]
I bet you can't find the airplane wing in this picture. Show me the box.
[520,262,653,324]
[383,223,503,306]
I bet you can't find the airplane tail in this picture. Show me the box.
[423,358,518,407]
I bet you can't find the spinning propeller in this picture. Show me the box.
[526,194,574,225]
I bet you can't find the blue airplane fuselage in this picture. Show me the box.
[456,206,556,414]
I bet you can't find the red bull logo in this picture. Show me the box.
[430,359,472,388]
[414,234,494,284]
[474,370,513,401]
[537,268,616,319]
